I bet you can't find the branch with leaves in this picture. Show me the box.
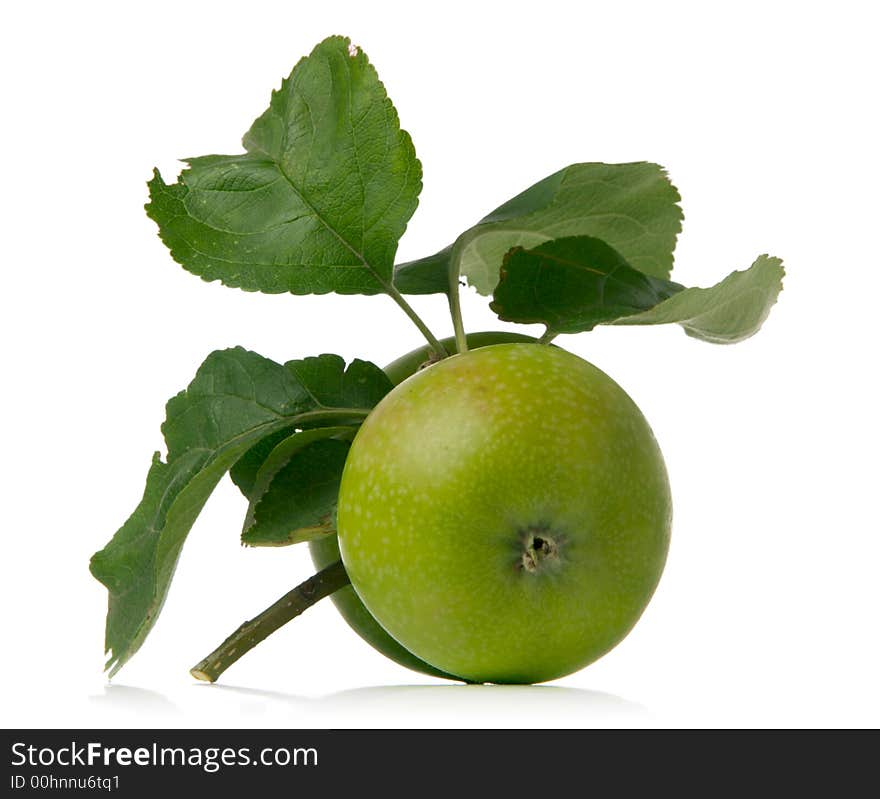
[91,35,784,682]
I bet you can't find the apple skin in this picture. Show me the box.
[336,343,672,684]
[309,533,457,679]
[382,330,536,385]
[309,331,533,680]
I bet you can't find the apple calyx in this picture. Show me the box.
[519,527,562,574]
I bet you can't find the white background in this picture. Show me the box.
[2,0,878,729]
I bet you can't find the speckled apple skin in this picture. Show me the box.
[337,344,671,684]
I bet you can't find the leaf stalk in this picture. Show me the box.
[447,247,468,354]
[385,283,448,358]
[448,288,468,354]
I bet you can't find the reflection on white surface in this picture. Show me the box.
[89,685,181,715]
[85,681,649,727]
[200,683,649,725]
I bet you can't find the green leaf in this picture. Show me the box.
[394,162,682,295]
[491,236,684,334]
[229,427,297,499]
[490,237,784,343]
[89,347,374,676]
[284,353,394,410]
[613,254,785,343]
[146,35,421,296]
[242,429,356,547]
[230,355,391,498]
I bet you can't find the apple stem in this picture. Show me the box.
[190,560,350,683]
[537,329,557,345]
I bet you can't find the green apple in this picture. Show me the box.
[309,331,533,680]
[335,342,672,684]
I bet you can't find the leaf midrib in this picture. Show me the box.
[245,121,394,291]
